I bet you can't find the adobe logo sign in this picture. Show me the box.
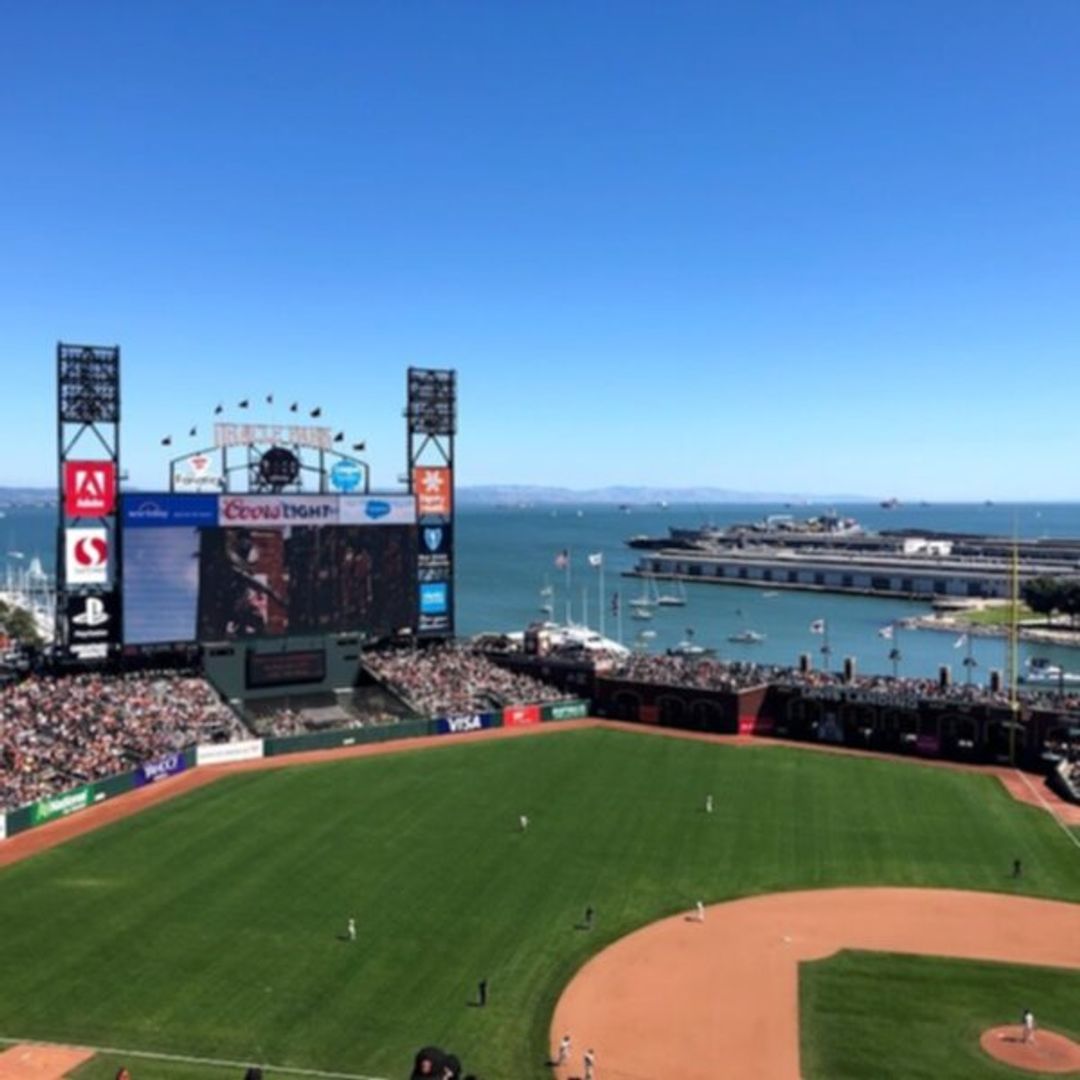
[65,528,109,585]
[65,461,116,517]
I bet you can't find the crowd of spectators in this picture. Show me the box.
[610,653,1080,713]
[0,672,244,812]
[614,654,774,693]
[365,643,571,717]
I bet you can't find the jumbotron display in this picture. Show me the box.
[121,493,431,645]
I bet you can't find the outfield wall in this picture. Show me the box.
[0,699,590,842]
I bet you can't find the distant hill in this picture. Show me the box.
[456,485,874,506]
[0,487,57,507]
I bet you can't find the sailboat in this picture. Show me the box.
[656,578,687,607]
[728,608,766,644]
[628,575,657,610]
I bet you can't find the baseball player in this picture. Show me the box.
[584,905,595,930]
[1022,1008,1035,1043]
[696,900,705,922]
[584,1047,596,1080]
[520,814,529,832]
[347,917,356,942]
[705,794,713,814]
[556,1033,571,1065]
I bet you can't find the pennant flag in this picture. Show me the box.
[189,426,197,437]
[310,406,322,418]
[290,402,299,413]
[334,431,344,443]
[588,552,603,567]
[238,399,249,409]
[161,436,172,446]
[554,549,569,570]
[954,634,968,649]
[611,592,620,615]
[352,441,366,452]
[266,394,274,405]
[214,404,223,415]
[809,619,826,634]
[877,625,894,640]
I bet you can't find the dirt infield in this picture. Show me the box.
[0,1042,93,1079]
[551,888,1080,1080]
[981,1025,1080,1074]
[3,719,1078,870]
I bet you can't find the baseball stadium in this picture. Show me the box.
[1,347,1078,1080]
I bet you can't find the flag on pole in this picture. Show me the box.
[954,634,968,649]
[809,619,826,634]
[877,625,894,640]
[588,552,603,567]
[611,591,620,615]
[555,550,569,570]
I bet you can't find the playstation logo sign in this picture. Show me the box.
[72,596,110,628]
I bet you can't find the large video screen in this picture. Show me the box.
[121,494,420,645]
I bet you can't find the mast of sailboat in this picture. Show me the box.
[1008,528,1020,765]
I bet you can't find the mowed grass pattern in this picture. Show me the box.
[0,728,1077,1079]
[801,951,1080,1079]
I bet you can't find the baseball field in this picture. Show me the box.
[1,725,1078,1079]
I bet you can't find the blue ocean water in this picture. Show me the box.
[6,501,1080,679]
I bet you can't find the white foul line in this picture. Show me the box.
[1014,769,1080,853]
[0,1037,390,1080]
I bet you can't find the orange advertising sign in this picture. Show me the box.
[413,467,452,516]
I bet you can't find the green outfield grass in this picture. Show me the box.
[1,727,1078,1079]
[800,951,1080,1079]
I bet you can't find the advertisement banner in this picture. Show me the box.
[543,700,589,722]
[171,454,224,492]
[413,467,452,516]
[65,461,116,517]
[215,422,332,450]
[916,733,941,756]
[339,496,417,526]
[65,528,109,585]
[196,739,265,765]
[419,582,449,616]
[134,752,188,786]
[435,712,494,735]
[66,592,119,659]
[31,786,91,826]
[418,523,452,565]
[122,494,219,528]
[329,460,364,493]
[218,495,338,527]
[503,704,541,728]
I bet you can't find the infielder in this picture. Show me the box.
[520,814,529,832]
[696,900,705,922]
[1023,1008,1035,1043]
[556,1033,571,1065]
[347,917,356,942]
[584,1047,596,1080]
[705,794,713,814]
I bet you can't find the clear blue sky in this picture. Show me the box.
[2,1,1078,499]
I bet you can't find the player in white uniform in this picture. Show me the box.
[1023,1008,1035,1043]
[520,814,529,832]
[347,917,356,942]
[696,900,705,922]
[556,1033,571,1065]
[583,1047,596,1080]
[705,794,713,813]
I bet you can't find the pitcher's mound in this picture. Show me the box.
[980,1026,1080,1074]
[0,1043,95,1079]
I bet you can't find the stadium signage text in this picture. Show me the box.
[32,787,91,825]
[214,423,332,451]
[436,713,493,735]
[220,496,338,525]
[800,687,931,710]
[64,461,116,517]
[135,753,187,786]
[545,701,589,721]
[65,528,109,585]
[503,704,540,727]
[196,739,265,765]
[413,467,452,516]
[122,494,218,528]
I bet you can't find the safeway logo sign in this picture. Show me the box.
[65,461,116,517]
[413,467,452,516]
[65,528,109,584]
